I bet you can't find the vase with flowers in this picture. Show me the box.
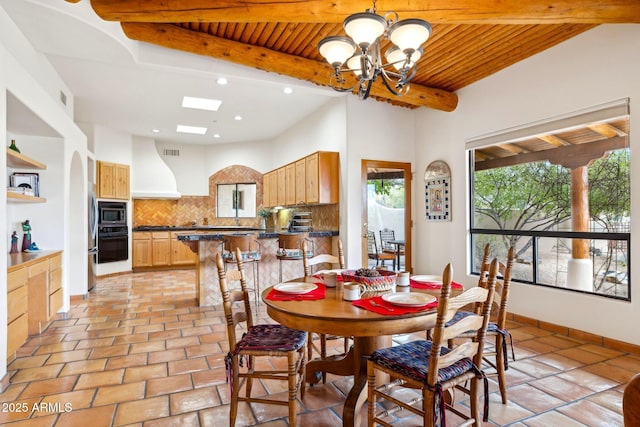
[258,207,270,229]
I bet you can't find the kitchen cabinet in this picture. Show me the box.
[277,167,286,206]
[7,251,64,360]
[132,232,152,267]
[263,170,278,208]
[305,151,339,204]
[133,231,195,269]
[152,232,170,266]
[97,160,130,200]
[295,158,306,204]
[6,148,47,203]
[285,163,296,206]
[171,232,197,265]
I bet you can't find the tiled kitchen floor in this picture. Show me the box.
[1,269,638,426]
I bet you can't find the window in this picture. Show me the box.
[467,99,630,300]
[217,183,257,218]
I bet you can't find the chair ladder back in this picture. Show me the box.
[495,246,515,330]
[473,243,492,314]
[302,240,343,277]
[426,263,453,387]
[474,258,499,366]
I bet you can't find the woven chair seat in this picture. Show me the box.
[370,340,476,384]
[236,324,307,353]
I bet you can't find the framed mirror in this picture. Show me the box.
[217,183,257,218]
[424,160,451,221]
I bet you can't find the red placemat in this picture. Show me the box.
[410,279,464,290]
[352,295,438,315]
[266,283,326,301]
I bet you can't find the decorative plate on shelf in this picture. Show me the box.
[382,293,436,307]
[273,282,317,294]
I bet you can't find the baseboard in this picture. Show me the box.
[508,312,640,354]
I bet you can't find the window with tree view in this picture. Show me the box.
[468,101,630,300]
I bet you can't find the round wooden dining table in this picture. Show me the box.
[262,279,444,427]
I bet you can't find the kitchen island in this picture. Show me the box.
[176,230,339,306]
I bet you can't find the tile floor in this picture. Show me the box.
[1,269,638,426]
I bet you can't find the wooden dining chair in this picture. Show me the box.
[367,231,396,270]
[367,260,498,427]
[447,245,516,404]
[302,239,349,382]
[216,249,307,427]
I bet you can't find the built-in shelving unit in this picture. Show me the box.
[6,147,47,203]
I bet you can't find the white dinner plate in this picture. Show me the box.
[273,282,318,294]
[382,292,436,307]
[410,275,443,284]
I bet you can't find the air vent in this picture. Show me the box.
[59,90,67,106]
[163,149,180,157]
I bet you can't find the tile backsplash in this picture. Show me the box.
[133,165,339,230]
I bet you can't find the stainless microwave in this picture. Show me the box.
[98,201,127,225]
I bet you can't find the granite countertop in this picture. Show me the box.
[133,225,264,232]
[175,229,339,241]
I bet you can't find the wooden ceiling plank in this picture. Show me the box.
[588,123,625,138]
[121,22,459,111]
[538,134,571,147]
[249,22,275,45]
[90,0,640,24]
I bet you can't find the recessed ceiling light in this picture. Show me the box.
[213,133,221,139]
[182,96,222,111]
[216,77,228,85]
[176,125,207,135]
[234,115,243,121]
[283,87,293,94]
[151,129,160,133]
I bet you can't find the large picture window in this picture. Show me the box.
[467,100,630,300]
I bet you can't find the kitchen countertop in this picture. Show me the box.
[8,250,63,272]
[133,225,264,232]
[174,229,338,241]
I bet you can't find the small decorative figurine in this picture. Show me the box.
[10,231,19,254]
[21,219,32,252]
[8,139,20,153]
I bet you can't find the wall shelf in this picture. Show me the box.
[7,148,47,170]
[7,192,46,203]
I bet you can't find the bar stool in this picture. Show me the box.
[222,234,261,305]
[276,233,312,282]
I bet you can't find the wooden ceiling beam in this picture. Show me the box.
[538,134,571,147]
[91,0,640,24]
[121,23,458,111]
[588,122,626,137]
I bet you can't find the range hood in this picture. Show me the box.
[131,137,181,199]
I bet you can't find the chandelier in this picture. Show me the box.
[317,1,432,100]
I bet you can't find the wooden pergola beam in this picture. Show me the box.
[121,22,458,111]
[474,135,628,171]
[90,0,640,24]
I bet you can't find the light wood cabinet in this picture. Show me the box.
[277,167,286,206]
[133,231,195,269]
[285,163,296,206]
[97,160,130,200]
[171,232,197,265]
[295,159,306,204]
[7,251,64,359]
[151,232,171,266]
[6,148,47,203]
[268,171,278,208]
[132,232,152,267]
[262,171,273,208]
[305,151,339,204]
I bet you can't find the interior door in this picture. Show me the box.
[361,160,412,272]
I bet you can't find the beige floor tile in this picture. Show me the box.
[56,404,117,427]
[146,373,194,397]
[74,369,125,389]
[123,363,168,382]
[18,375,79,398]
[169,387,220,414]
[93,381,146,405]
[113,395,170,425]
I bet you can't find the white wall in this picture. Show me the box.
[156,140,207,195]
[1,5,89,384]
[414,24,640,345]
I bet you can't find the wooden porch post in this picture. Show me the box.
[571,166,590,259]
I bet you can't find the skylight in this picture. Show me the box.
[181,96,222,111]
[176,125,207,135]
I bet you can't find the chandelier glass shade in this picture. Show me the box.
[318,5,432,99]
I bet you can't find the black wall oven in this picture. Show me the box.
[97,201,128,263]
